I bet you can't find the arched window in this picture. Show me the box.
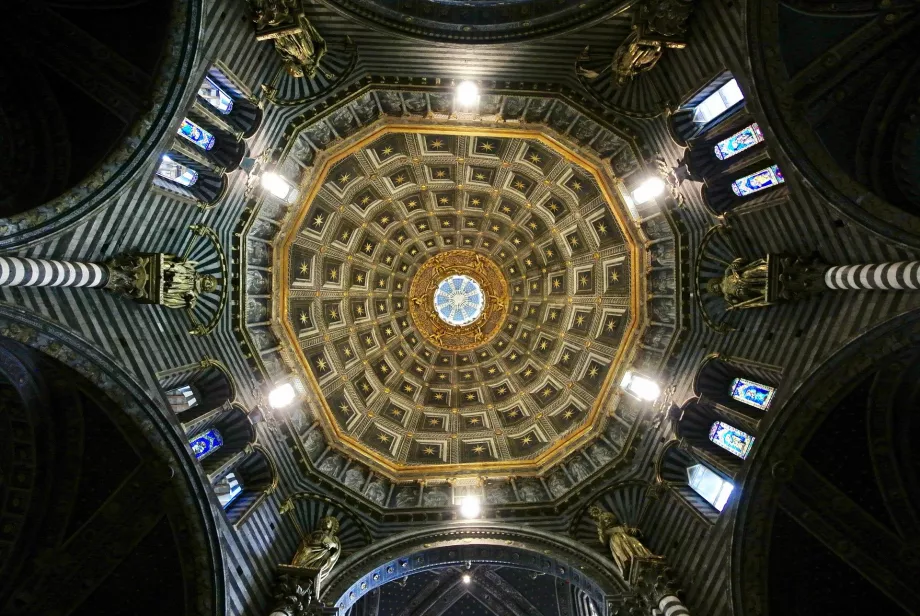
[156,360,234,425]
[657,442,726,521]
[693,79,744,124]
[178,118,215,151]
[731,164,785,197]
[709,421,756,459]
[189,428,223,460]
[165,383,199,412]
[686,463,734,511]
[729,377,776,411]
[198,77,233,115]
[214,472,243,508]
[714,123,765,160]
[156,155,198,187]
[669,72,747,146]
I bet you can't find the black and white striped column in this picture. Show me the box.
[0,257,108,288]
[824,261,920,291]
[657,595,690,616]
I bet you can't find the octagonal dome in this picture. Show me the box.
[276,124,644,479]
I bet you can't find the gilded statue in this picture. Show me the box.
[248,0,299,30]
[288,516,341,602]
[272,13,328,79]
[589,505,661,579]
[706,257,770,310]
[161,256,218,310]
[612,30,665,85]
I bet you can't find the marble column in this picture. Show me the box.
[0,256,108,288]
[824,261,920,291]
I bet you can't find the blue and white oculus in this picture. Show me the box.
[434,275,484,326]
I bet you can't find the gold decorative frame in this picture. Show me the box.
[407,249,509,352]
[276,121,647,480]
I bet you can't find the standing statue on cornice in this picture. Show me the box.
[706,257,770,310]
[247,1,328,79]
[161,256,218,310]
[611,30,666,86]
[589,505,662,579]
[272,13,327,78]
[289,516,341,602]
[248,0,298,29]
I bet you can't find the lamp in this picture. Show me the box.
[458,495,481,519]
[620,370,661,401]
[631,176,666,205]
[455,81,480,107]
[261,171,298,202]
[268,382,297,409]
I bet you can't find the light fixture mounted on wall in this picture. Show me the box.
[458,495,481,519]
[620,370,661,401]
[455,80,480,108]
[240,151,299,203]
[631,176,666,205]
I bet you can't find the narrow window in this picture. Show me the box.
[709,421,755,459]
[215,472,243,508]
[189,428,223,460]
[156,155,199,187]
[178,118,215,151]
[687,464,734,511]
[731,164,785,197]
[199,77,234,114]
[714,123,764,160]
[692,79,744,124]
[730,377,775,411]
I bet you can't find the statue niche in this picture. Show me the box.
[589,505,662,579]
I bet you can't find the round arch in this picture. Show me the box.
[321,522,628,615]
[0,302,225,615]
[0,0,203,249]
[731,308,920,616]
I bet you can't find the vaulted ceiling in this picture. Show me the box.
[278,125,639,478]
[241,86,672,505]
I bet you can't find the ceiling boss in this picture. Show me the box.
[408,249,509,352]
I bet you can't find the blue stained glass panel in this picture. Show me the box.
[731,164,784,197]
[434,274,485,326]
[199,77,234,114]
[709,421,755,459]
[730,377,775,411]
[178,118,215,151]
[156,155,198,187]
[714,123,764,160]
[189,428,223,460]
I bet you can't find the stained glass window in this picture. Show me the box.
[178,118,215,151]
[730,377,775,411]
[687,464,733,511]
[199,77,234,114]
[731,165,784,197]
[215,472,243,508]
[709,421,755,459]
[189,428,223,460]
[692,78,744,124]
[156,155,199,187]
[434,275,484,326]
[714,123,764,160]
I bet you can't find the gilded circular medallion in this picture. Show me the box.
[408,250,509,351]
